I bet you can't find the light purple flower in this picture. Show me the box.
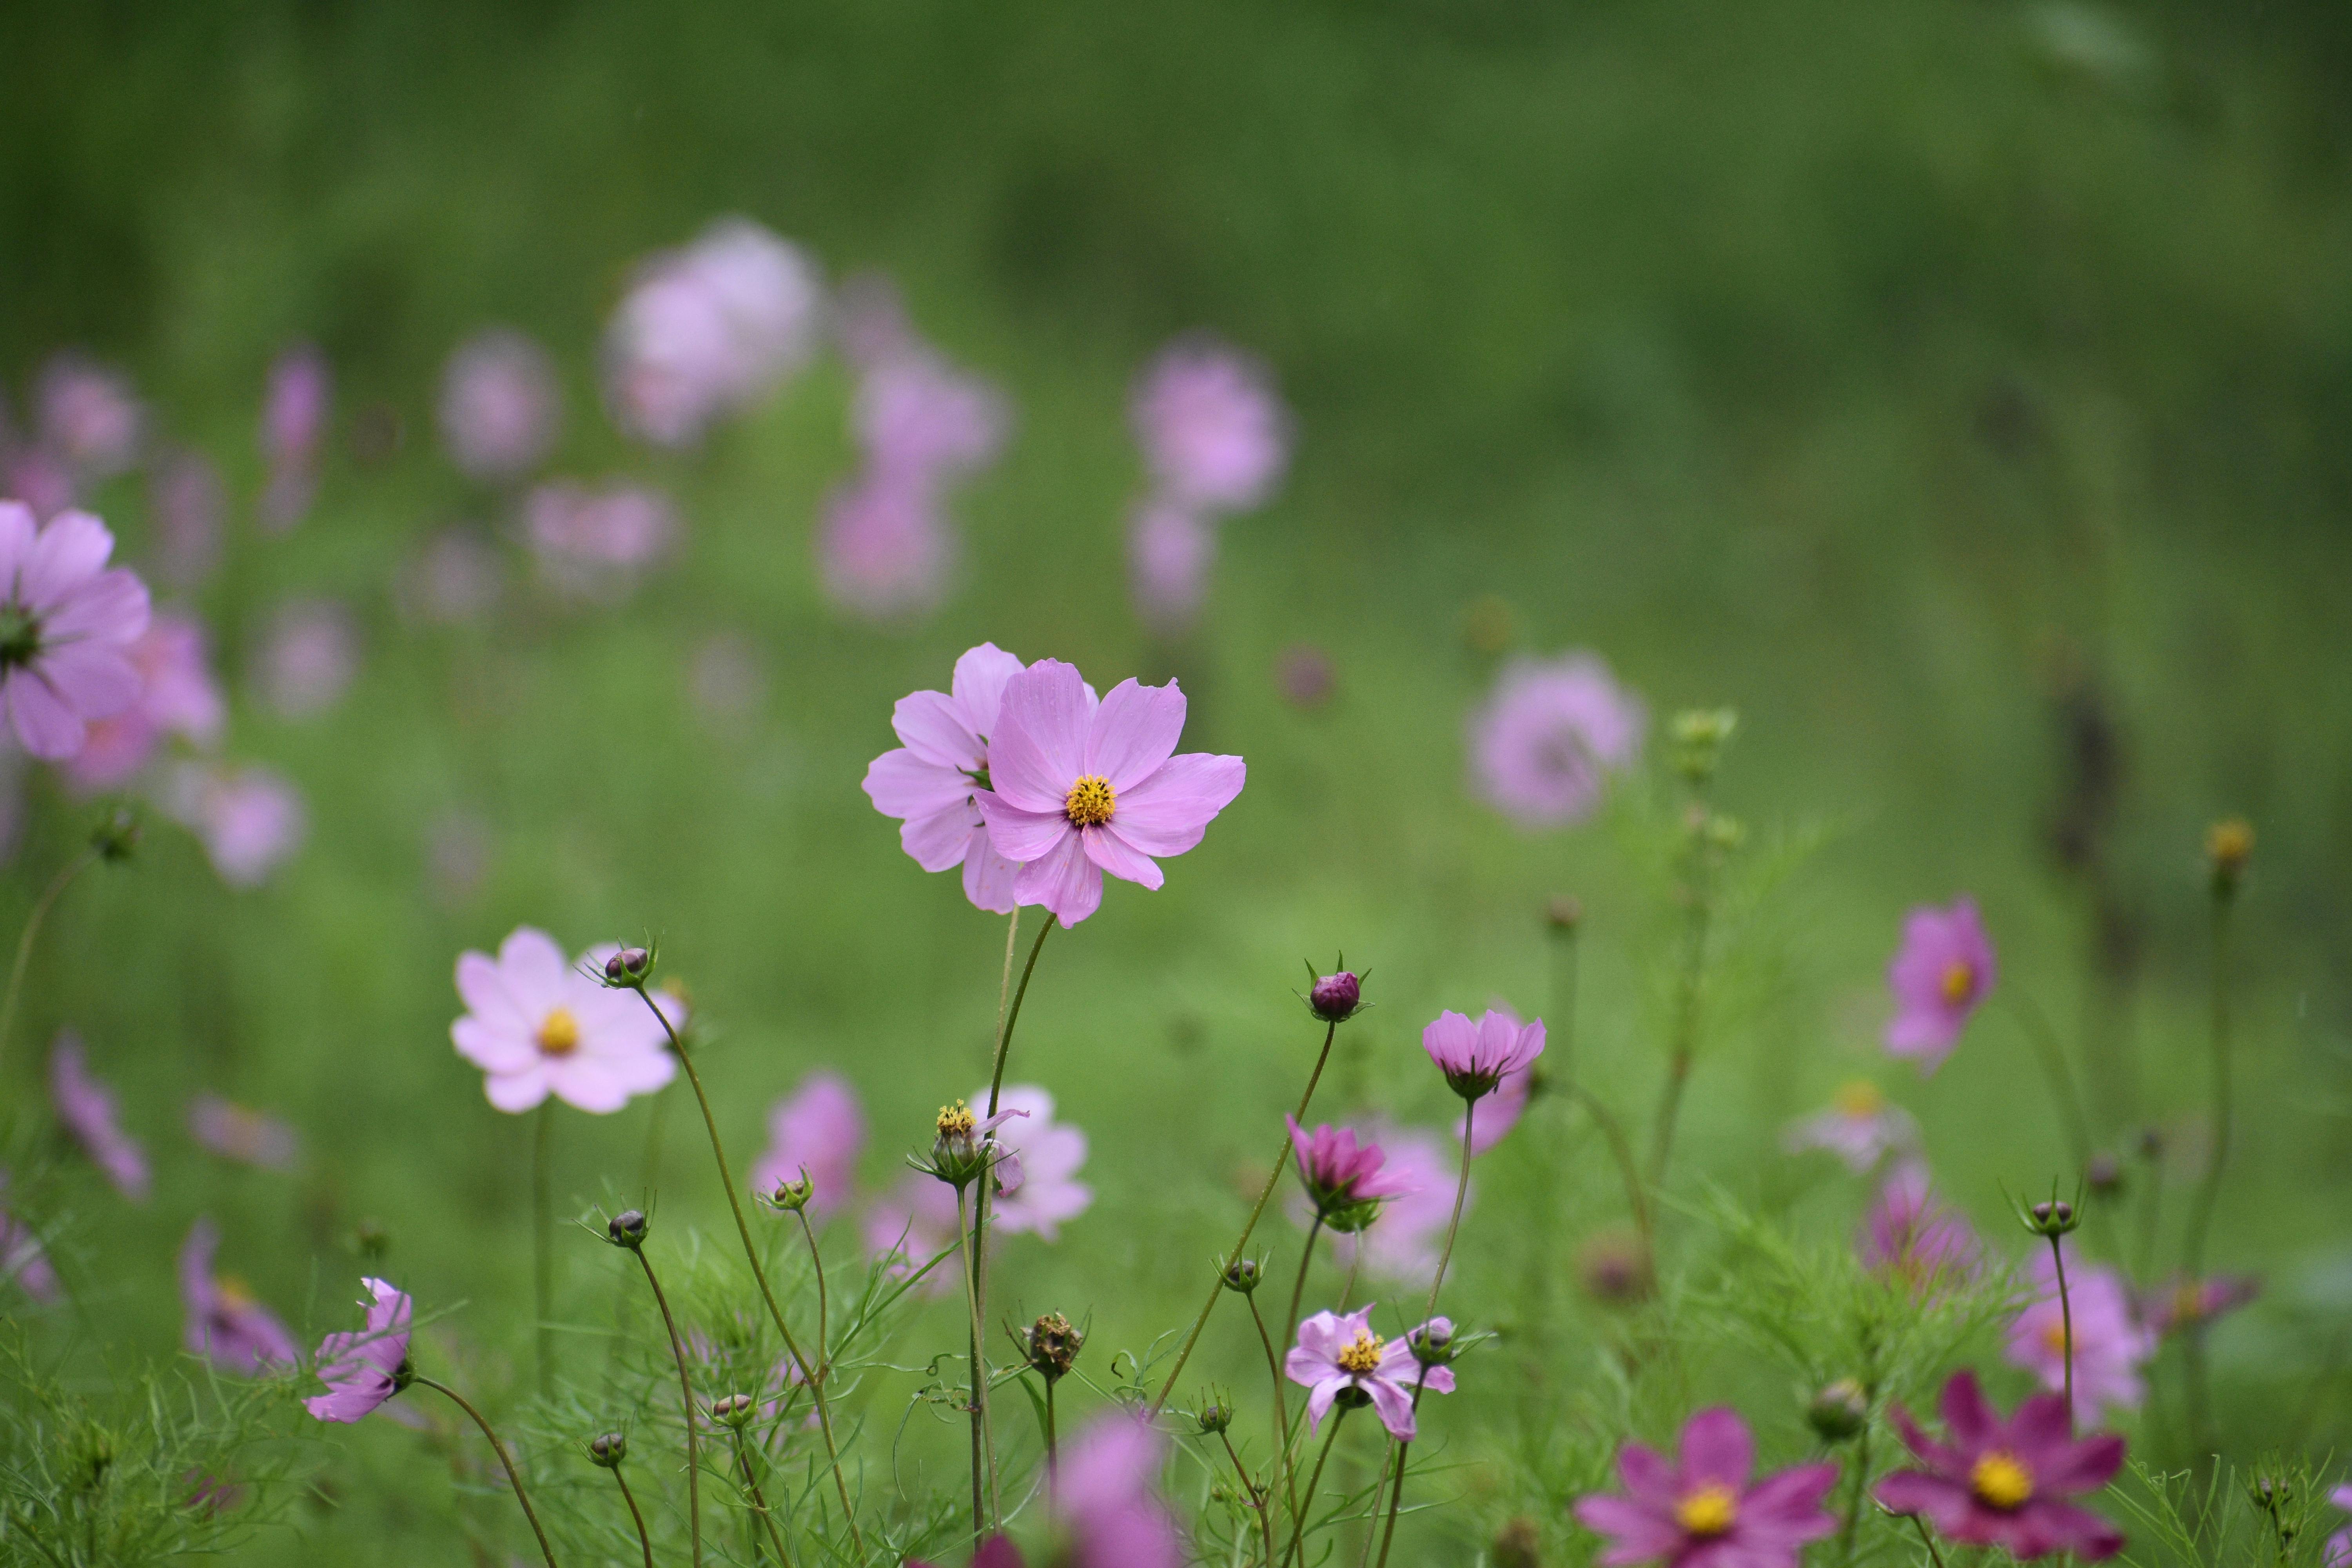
[816,468,953,620]
[525,479,678,601]
[1056,1407,1183,1568]
[0,503,152,759]
[1782,1080,1919,1172]
[48,1031,147,1200]
[2,445,75,521]
[1573,1406,1839,1568]
[862,642,1030,914]
[450,927,678,1114]
[1316,1122,1463,1286]
[1469,652,1646,829]
[162,762,307,886]
[751,1071,866,1223]
[1126,497,1216,633]
[181,1218,297,1374]
[256,598,357,719]
[1423,1007,1547,1102]
[149,450,225,590]
[2005,1242,2154,1427]
[258,345,330,533]
[2138,1272,2260,1339]
[304,1277,412,1423]
[855,339,1007,483]
[1884,898,1996,1073]
[188,1093,301,1170]
[36,354,144,480]
[1875,1370,2125,1561]
[1287,1115,1417,1221]
[1131,337,1290,514]
[604,219,822,447]
[64,611,226,792]
[862,1171,960,1298]
[975,659,1246,927]
[439,328,561,479]
[1859,1160,1981,1296]
[969,1083,1091,1240]
[1285,1303,1452,1441]
[2325,1484,2352,1568]
[0,1171,60,1305]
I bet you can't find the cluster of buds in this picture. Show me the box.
[606,1209,650,1250]
[1303,961,1365,1024]
[2247,1474,2298,1540]
[587,1431,628,1469]
[1806,1377,1870,1443]
[2207,818,2253,898]
[1670,708,1737,786]
[1019,1312,1083,1385]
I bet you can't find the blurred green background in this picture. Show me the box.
[3,0,2349,1561]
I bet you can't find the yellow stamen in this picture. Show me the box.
[2040,1321,2070,1356]
[1833,1080,1885,1118]
[2172,1282,2204,1323]
[1063,774,1116,828]
[215,1275,256,1312]
[1334,1328,1384,1376]
[936,1100,976,1138]
[1940,961,1975,1006]
[536,1007,581,1056]
[1971,1451,2034,1510]
[1675,1484,1738,1537]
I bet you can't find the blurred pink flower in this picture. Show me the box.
[188,1094,301,1170]
[1782,1080,1919,1172]
[970,1083,1090,1240]
[816,468,953,620]
[304,1277,412,1423]
[751,1071,867,1223]
[48,1031,147,1200]
[1874,1370,2125,1561]
[450,927,678,1114]
[1056,1407,1183,1568]
[0,504,152,759]
[975,659,1246,927]
[181,1218,298,1374]
[36,354,144,480]
[1858,1159,1981,1296]
[163,762,306,886]
[149,450,225,590]
[2006,1242,2154,1426]
[1423,1007,1546,1102]
[1317,1122,1462,1286]
[1287,1303,1449,1441]
[1126,497,1216,633]
[1573,1406,1838,1568]
[855,341,1007,481]
[65,611,226,792]
[1885,898,1996,1073]
[604,219,822,447]
[258,345,330,533]
[256,599,357,719]
[399,528,504,624]
[3,447,76,521]
[862,1171,960,1298]
[861,641,1029,914]
[2326,1485,2352,1568]
[2139,1272,2259,1339]
[439,328,561,479]
[525,479,678,601]
[1469,652,1646,829]
[1131,337,1290,514]
[0,1172,60,1305]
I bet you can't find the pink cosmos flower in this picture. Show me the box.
[525,479,678,601]
[816,468,954,620]
[862,1171,960,1298]
[1286,1303,1453,1441]
[149,450,225,590]
[181,1218,297,1374]
[861,642,1030,914]
[604,219,822,447]
[256,598,357,719]
[975,659,1246,927]
[1469,653,1646,829]
[1315,1123,1462,1286]
[258,345,330,533]
[969,1083,1091,1240]
[1874,1369,2125,1561]
[1055,1407,1183,1568]
[1859,1160,1981,1296]
[439,328,561,479]
[2138,1272,2260,1338]
[1782,1080,1919,1173]
[188,1093,301,1170]
[1573,1406,1839,1568]
[1287,1115,1417,1220]
[450,927,678,1114]
[36,354,144,481]
[1884,898,1996,1073]
[161,762,306,886]
[64,612,226,792]
[1423,1007,1547,1102]
[2325,1485,2352,1568]
[48,1031,147,1200]
[2005,1243,2154,1426]
[751,1071,867,1223]
[854,339,1008,483]
[398,529,505,624]
[1127,498,1216,633]
[304,1277,412,1423]
[0,503,152,759]
[2,443,75,521]
[1131,338,1290,514]
[0,1172,60,1305]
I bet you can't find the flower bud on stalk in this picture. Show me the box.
[709,1393,757,1428]
[1220,1255,1264,1294]
[1545,895,1583,933]
[765,1167,815,1212]
[588,1431,628,1468]
[1195,1394,1235,1435]
[1305,964,1364,1024]
[1408,1316,1456,1368]
[1806,1377,1869,1443]
[606,1209,649,1249]
[2014,1186,2082,1238]
[1021,1312,1083,1385]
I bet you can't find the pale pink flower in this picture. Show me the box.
[1126,498,1216,633]
[64,612,226,792]
[861,642,1029,913]
[439,329,561,479]
[1859,1159,1982,1296]
[862,1171,960,1298]
[255,599,357,719]
[36,354,144,480]
[2138,1272,2259,1338]
[1782,1080,1919,1172]
[1423,1007,1547,1102]
[0,504,152,759]
[162,762,306,886]
[2,446,75,521]
[969,1083,1090,1240]
[1884,899,1996,1073]
[855,341,1007,482]
[450,927,678,1114]
[258,345,330,533]
[1469,652,1646,829]
[149,450,225,590]
[304,1278,411,1423]
[1286,1303,1452,1441]
[0,1171,60,1304]
[525,479,678,601]
[1056,1407,1183,1568]
[1131,338,1290,514]
[188,1093,301,1170]
[604,219,822,447]
[816,469,952,619]
[2325,1484,2352,1568]
[48,1031,147,1200]
[751,1071,866,1223]
[2005,1242,2154,1427]
[181,1218,298,1374]
[975,659,1246,927]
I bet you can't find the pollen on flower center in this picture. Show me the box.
[1675,1483,1738,1537]
[1940,960,1975,1005]
[536,1007,582,1056]
[1334,1328,1385,1376]
[1833,1079,1884,1117]
[2040,1320,2071,1355]
[1971,1451,2034,1510]
[1063,774,1116,827]
[937,1100,977,1138]
[215,1274,256,1312]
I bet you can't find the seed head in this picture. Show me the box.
[1022,1312,1083,1383]
[606,1209,649,1249]
[588,1431,628,1468]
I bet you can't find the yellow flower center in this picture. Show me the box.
[215,1274,256,1312]
[1334,1328,1385,1376]
[936,1100,976,1138]
[1971,1451,2034,1510]
[2172,1282,2204,1323]
[1675,1484,1739,1537]
[1833,1080,1884,1117]
[536,1007,581,1056]
[1940,961,1975,1006]
[2041,1320,2070,1355]
[1063,774,1116,828]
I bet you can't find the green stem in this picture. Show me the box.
[1151,1017,1343,1416]
[610,1465,655,1568]
[1647,807,1716,1190]
[729,1425,795,1567]
[955,1185,989,1549]
[2185,890,2235,1277]
[2007,996,2093,1176]
[1218,1425,1275,1568]
[1907,1512,1949,1568]
[1371,1103,1475,1568]
[1575,1086,1653,1254]
[412,1374,561,1568]
[0,846,95,1084]
[1835,1421,1875,1568]
[534,1101,554,1399]
[2050,1232,2075,1434]
[1281,1406,1350,1568]
[795,1209,829,1377]
[633,1246,702,1568]
[1044,1377,1059,1508]
[1250,1292,1304,1561]
[1279,1217,1325,1546]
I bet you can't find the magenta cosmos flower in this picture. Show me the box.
[1884,898,1996,1073]
[1573,1407,1838,1568]
[1314,1122,1463,1287]
[1286,1303,1454,1441]
[64,611,226,793]
[48,1032,147,1200]
[188,1093,301,1170]
[0,503,151,760]
[450,927,678,1113]
[1054,1407,1183,1568]
[1858,1160,1981,1296]
[751,1071,866,1223]
[1782,1080,1919,1173]
[970,1083,1091,1240]
[1874,1370,2125,1561]
[181,1218,297,1375]
[1130,336,1290,515]
[2005,1243,2154,1426]
[2326,1485,2352,1568]
[862,642,1030,913]
[2140,1272,2260,1338]
[1287,1115,1417,1221]
[975,659,1246,927]
[1423,1007,1546,1102]
[1469,653,1646,829]
[304,1278,412,1423]
[439,328,561,480]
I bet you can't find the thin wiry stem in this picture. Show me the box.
[533,1101,555,1399]
[2050,1232,2075,1434]
[0,846,95,1084]
[2006,996,2094,1176]
[728,1424,795,1567]
[1281,1407,1350,1568]
[609,1465,655,1568]
[1370,1099,1476,1568]
[1648,799,1717,1189]
[411,1375,561,1568]
[1218,1425,1275,1568]
[2186,883,2237,1279]
[955,1184,989,1548]
[1908,1512,1949,1568]
[632,1246,702,1568]
[1249,1292,1304,1559]
[794,1209,829,1377]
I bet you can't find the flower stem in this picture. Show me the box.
[728,1425,796,1567]
[1907,1512,1949,1568]
[411,1374,561,1568]
[1044,1376,1059,1507]
[1218,1425,1275,1568]
[636,988,862,1559]
[2049,1232,2075,1434]
[1573,1085,1653,1254]
[632,1245,702,1568]
[0,845,95,1085]
[609,1464,655,1568]
[1647,813,1716,1189]
[533,1100,555,1400]
[1249,1291,1304,1560]
[2006,996,2093,1176]
[1281,1406,1349,1568]
[1151,1016,1343,1417]
[1369,1103,1475,1568]
[955,1185,993,1549]
[1835,1420,1875,1568]
[1279,1217,1325,1547]
[794,1209,829,1377]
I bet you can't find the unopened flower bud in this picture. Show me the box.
[607,1209,649,1249]
[1493,1517,1543,1568]
[1307,969,1363,1024]
[91,806,140,862]
[1022,1312,1083,1384]
[1806,1378,1869,1443]
[2207,818,2252,897]
[767,1168,814,1212]
[1221,1255,1263,1294]
[2019,1194,2081,1237]
[709,1393,757,1426]
[1196,1396,1234,1435]
[927,1100,990,1187]
[588,1431,628,1468]
[2085,1154,2124,1198]
[1670,708,1738,783]
[1408,1317,1455,1367]
[1545,896,1583,933]
[605,946,652,985]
